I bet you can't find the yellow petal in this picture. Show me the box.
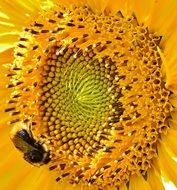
[106,0,128,15]
[0,0,38,28]
[129,174,152,190]
[169,95,177,108]
[120,183,127,190]
[158,141,177,187]
[146,0,177,36]
[125,0,155,24]
[0,0,51,49]
[147,165,165,190]
[1,162,31,190]
[161,128,177,158]
[86,0,109,12]
[171,111,177,123]
[0,34,19,49]
[0,48,13,62]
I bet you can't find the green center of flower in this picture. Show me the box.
[39,45,123,154]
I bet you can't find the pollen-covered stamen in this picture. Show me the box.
[6,4,174,189]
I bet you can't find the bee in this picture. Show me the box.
[10,119,50,166]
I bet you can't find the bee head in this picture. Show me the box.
[24,149,44,164]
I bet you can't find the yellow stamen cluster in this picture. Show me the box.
[6,4,173,189]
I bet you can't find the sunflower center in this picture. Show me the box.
[39,44,123,154]
[6,4,174,189]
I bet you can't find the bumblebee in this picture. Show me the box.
[10,122,50,166]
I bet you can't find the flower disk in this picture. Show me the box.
[6,4,173,189]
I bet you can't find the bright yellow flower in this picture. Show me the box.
[1,0,177,190]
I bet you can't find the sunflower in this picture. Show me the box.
[1,0,177,189]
